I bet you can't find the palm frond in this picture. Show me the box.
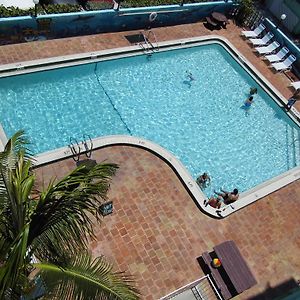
[28,163,118,262]
[0,224,30,299]
[0,130,35,253]
[0,130,33,172]
[0,132,36,298]
[0,155,35,254]
[34,252,140,300]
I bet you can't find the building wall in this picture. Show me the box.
[0,1,234,45]
[265,0,300,34]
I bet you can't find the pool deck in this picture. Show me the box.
[2,21,300,299]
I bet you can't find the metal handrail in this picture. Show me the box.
[138,31,153,55]
[159,275,222,300]
[138,30,160,55]
[146,29,159,51]
[82,134,93,158]
[68,137,81,162]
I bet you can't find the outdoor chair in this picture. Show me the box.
[255,41,280,55]
[291,81,300,92]
[271,54,297,72]
[264,47,290,63]
[249,32,274,46]
[241,23,266,38]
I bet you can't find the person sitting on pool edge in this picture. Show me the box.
[196,172,211,189]
[214,188,239,205]
[204,197,221,209]
[285,96,298,111]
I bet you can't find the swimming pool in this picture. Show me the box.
[0,41,299,197]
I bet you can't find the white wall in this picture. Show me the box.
[0,0,34,9]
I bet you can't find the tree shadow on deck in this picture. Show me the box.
[248,278,300,300]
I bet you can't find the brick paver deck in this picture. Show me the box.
[3,21,300,299]
[34,146,300,300]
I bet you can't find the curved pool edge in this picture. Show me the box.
[34,135,300,219]
[34,135,213,217]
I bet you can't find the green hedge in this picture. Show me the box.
[122,0,200,8]
[0,0,216,18]
[0,4,81,17]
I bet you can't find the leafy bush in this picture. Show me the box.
[122,0,211,7]
[0,0,224,18]
[0,5,35,17]
[88,2,113,10]
[0,4,79,17]
[45,4,81,14]
[235,0,255,23]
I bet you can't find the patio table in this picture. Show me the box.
[211,12,228,23]
[213,240,257,294]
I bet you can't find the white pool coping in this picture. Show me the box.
[0,35,299,218]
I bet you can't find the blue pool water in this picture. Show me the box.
[0,43,299,196]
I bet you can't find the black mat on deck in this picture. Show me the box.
[125,34,147,44]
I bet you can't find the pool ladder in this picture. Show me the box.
[138,30,159,56]
[68,134,93,162]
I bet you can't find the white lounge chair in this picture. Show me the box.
[291,81,300,91]
[271,54,297,72]
[255,41,280,55]
[241,23,266,38]
[264,47,290,63]
[249,32,274,46]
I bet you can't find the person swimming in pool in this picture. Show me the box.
[196,172,211,189]
[249,87,257,96]
[186,71,195,81]
[244,96,254,108]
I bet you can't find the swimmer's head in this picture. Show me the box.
[233,188,239,195]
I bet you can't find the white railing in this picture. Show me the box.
[159,275,222,300]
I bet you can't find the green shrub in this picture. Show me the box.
[88,2,113,10]
[122,0,211,7]
[0,4,80,17]
[238,0,254,17]
[45,4,81,14]
[0,5,34,17]
[233,0,255,24]
[0,0,225,18]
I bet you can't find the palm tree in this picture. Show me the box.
[0,130,139,299]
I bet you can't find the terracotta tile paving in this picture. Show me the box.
[2,21,300,299]
[34,146,300,300]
